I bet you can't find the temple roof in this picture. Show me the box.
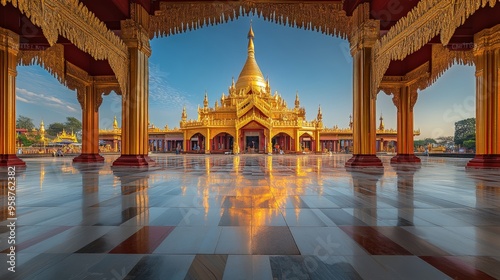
[235,25,267,93]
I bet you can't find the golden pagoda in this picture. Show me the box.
[39,120,48,145]
[180,25,323,154]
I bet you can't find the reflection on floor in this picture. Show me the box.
[1,154,500,279]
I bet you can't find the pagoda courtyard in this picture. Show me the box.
[1,154,500,279]
[2,0,500,279]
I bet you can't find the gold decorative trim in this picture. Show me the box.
[429,44,474,87]
[150,1,351,39]
[372,0,499,96]
[2,0,129,94]
[17,44,65,84]
[474,23,500,54]
[0,27,19,52]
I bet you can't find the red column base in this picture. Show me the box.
[345,154,383,168]
[0,154,26,167]
[391,154,421,164]
[466,154,500,169]
[112,154,156,167]
[73,153,105,163]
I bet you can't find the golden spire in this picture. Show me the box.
[235,24,267,92]
[113,116,119,130]
[295,91,300,109]
[203,91,208,108]
[39,120,45,133]
[181,106,187,121]
[379,114,385,131]
[349,114,353,129]
[317,105,322,121]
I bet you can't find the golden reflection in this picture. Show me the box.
[267,155,272,172]
[39,162,45,190]
[205,156,210,175]
[197,156,326,226]
[233,155,240,173]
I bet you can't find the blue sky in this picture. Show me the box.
[16,17,475,139]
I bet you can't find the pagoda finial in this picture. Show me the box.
[181,106,187,121]
[231,77,235,88]
[113,116,118,129]
[317,105,322,121]
[349,114,353,129]
[295,91,300,109]
[379,113,385,131]
[203,91,208,108]
[247,23,255,58]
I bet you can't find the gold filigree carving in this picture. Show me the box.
[474,23,500,54]
[372,0,499,96]
[2,0,129,94]
[430,44,473,87]
[0,27,19,52]
[17,44,65,84]
[121,19,151,57]
[349,3,379,54]
[150,1,351,39]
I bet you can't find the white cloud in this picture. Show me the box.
[149,63,194,110]
[16,87,80,114]
[16,95,33,103]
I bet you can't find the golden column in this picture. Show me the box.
[205,128,211,154]
[345,4,382,167]
[266,130,273,154]
[113,4,154,167]
[73,80,104,163]
[468,24,500,168]
[390,86,421,163]
[0,28,25,167]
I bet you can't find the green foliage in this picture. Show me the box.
[65,117,82,133]
[454,118,475,145]
[463,140,476,150]
[17,134,33,147]
[16,115,35,130]
[46,122,66,136]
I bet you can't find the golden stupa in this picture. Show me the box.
[180,25,323,154]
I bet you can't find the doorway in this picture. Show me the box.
[246,136,259,153]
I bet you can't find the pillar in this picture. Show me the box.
[467,24,500,168]
[113,5,154,167]
[73,81,104,163]
[391,86,421,163]
[345,6,382,168]
[0,28,25,167]
[233,129,240,154]
[205,129,211,154]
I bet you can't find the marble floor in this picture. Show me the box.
[1,154,500,279]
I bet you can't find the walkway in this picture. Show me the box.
[1,154,499,279]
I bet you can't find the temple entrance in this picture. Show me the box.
[245,136,259,153]
[212,133,234,154]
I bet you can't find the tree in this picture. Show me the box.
[463,140,476,151]
[64,117,82,133]
[46,122,65,136]
[16,115,35,130]
[454,118,475,146]
[414,138,437,148]
[17,134,33,147]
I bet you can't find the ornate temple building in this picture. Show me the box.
[98,27,414,155]
[180,26,323,154]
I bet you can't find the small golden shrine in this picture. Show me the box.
[52,128,78,144]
